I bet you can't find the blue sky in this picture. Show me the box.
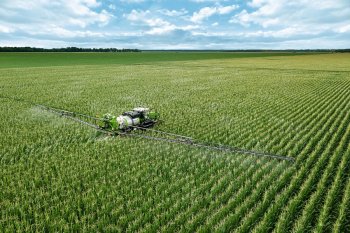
[0,0,349,49]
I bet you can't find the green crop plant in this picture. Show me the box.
[1,52,350,232]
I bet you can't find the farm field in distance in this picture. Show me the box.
[1,52,350,232]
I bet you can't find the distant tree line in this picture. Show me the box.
[0,47,141,52]
[1,47,349,53]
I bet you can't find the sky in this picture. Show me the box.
[0,0,350,49]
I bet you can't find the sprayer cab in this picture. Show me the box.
[100,107,159,131]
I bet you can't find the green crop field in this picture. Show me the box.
[1,52,350,232]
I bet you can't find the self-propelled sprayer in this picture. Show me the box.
[99,107,160,131]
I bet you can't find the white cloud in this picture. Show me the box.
[124,10,170,27]
[248,0,268,8]
[124,9,149,22]
[158,9,188,17]
[232,0,350,29]
[36,25,106,38]
[191,5,239,23]
[146,25,176,35]
[0,0,112,29]
[146,18,171,27]
[125,9,199,35]
[0,25,14,33]
[225,0,350,48]
[120,0,145,3]
[239,27,321,38]
[108,4,116,10]
[218,5,239,14]
[146,25,199,35]
[336,24,350,33]
[18,26,94,39]
[191,7,217,23]
[191,0,229,2]
[229,10,249,26]
[0,0,349,49]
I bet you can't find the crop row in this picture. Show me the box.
[1,56,350,231]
